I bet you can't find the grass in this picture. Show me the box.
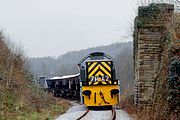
[14,102,70,120]
[0,84,71,120]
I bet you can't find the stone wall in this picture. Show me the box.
[133,3,175,106]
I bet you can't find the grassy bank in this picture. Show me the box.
[0,31,71,120]
[0,84,71,120]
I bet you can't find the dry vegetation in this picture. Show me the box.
[118,86,178,120]
[0,31,70,120]
[118,91,159,120]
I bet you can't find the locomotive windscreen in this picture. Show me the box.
[86,60,113,85]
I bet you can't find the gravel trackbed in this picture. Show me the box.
[56,102,133,120]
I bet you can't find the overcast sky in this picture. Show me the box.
[0,0,137,57]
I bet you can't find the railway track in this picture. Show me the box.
[77,109,90,120]
[111,107,116,120]
[76,107,116,120]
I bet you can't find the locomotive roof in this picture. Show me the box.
[86,59,113,62]
[50,73,79,80]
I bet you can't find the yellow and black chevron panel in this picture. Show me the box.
[86,61,113,85]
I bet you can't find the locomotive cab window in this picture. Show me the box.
[80,66,86,82]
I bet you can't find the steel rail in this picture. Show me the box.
[110,107,116,120]
[77,109,90,120]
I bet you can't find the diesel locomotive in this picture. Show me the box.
[79,52,120,109]
[44,52,120,109]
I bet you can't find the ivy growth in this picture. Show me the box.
[138,4,161,18]
[137,18,145,28]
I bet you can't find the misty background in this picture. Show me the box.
[0,0,139,94]
[28,42,134,93]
